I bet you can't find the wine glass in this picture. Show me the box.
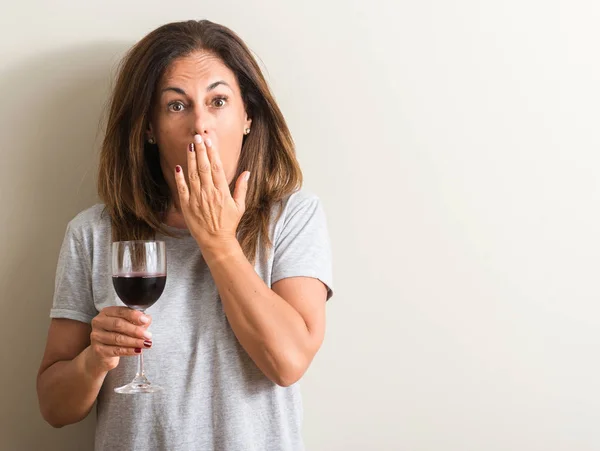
[111,240,166,394]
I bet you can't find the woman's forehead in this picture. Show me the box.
[160,52,237,88]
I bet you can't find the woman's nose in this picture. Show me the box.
[191,105,213,136]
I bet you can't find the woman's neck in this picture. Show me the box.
[163,202,188,230]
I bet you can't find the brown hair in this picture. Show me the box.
[98,20,302,263]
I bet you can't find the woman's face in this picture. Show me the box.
[149,51,251,188]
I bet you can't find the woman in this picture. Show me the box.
[37,20,333,451]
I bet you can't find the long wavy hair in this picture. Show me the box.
[98,20,302,263]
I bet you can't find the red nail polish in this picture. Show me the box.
[189,143,194,152]
[143,340,152,348]
[134,348,142,353]
[176,165,181,173]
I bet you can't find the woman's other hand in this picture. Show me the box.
[174,134,250,256]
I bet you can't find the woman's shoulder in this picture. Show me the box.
[65,203,110,238]
[278,188,322,215]
[272,188,327,232]
[68,203,108,226]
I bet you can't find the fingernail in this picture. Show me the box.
[245,172,250,182]
[205,138,212,147]
[134,348,142,353]
[176,165,181,173]
[188,142,195,152]
[194,134,203,144]
[143,330,152,339]
[140,315,149,324]
[143,340,152,348]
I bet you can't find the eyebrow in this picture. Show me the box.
[161,80,231,96]
[161,86,187,95]
[206,80,231,91]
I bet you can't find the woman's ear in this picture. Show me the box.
[244,115,252,134]
[146,123,155,143]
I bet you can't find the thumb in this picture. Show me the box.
[233,171,250,212]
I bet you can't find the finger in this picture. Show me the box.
[186,141,201,196]
[99,344,144,357]
[204,136,229,191]
[100,306,151,326]
[90,342,142,359]
[92,330,152,349]
[233,171,250,212]
[193,134,213,188]
[93,315,153,339]
[175,163,190,208]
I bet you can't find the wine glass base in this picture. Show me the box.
[114,375,163,394]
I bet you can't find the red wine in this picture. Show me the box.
[112,274,166,310]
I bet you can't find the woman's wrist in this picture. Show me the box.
[200,239,244,266]
[79,346,109,382]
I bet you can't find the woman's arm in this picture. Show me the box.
[173,136,330,386]
[203,244,327,387]
[37,319,105,428]
[37,309,153,427]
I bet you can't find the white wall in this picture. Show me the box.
[1,1,599,450]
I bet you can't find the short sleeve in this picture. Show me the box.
[50,221,98,323]
[272,192,334,300]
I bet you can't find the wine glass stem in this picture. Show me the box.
[137,351,145,378]
[136,308,146,378]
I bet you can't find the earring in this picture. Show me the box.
[148,137,156,144]
[244,128,251,135]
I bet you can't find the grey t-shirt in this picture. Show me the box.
[50,189,333,451]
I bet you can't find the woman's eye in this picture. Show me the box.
[212,97,228,108]
[168,102,185,112]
